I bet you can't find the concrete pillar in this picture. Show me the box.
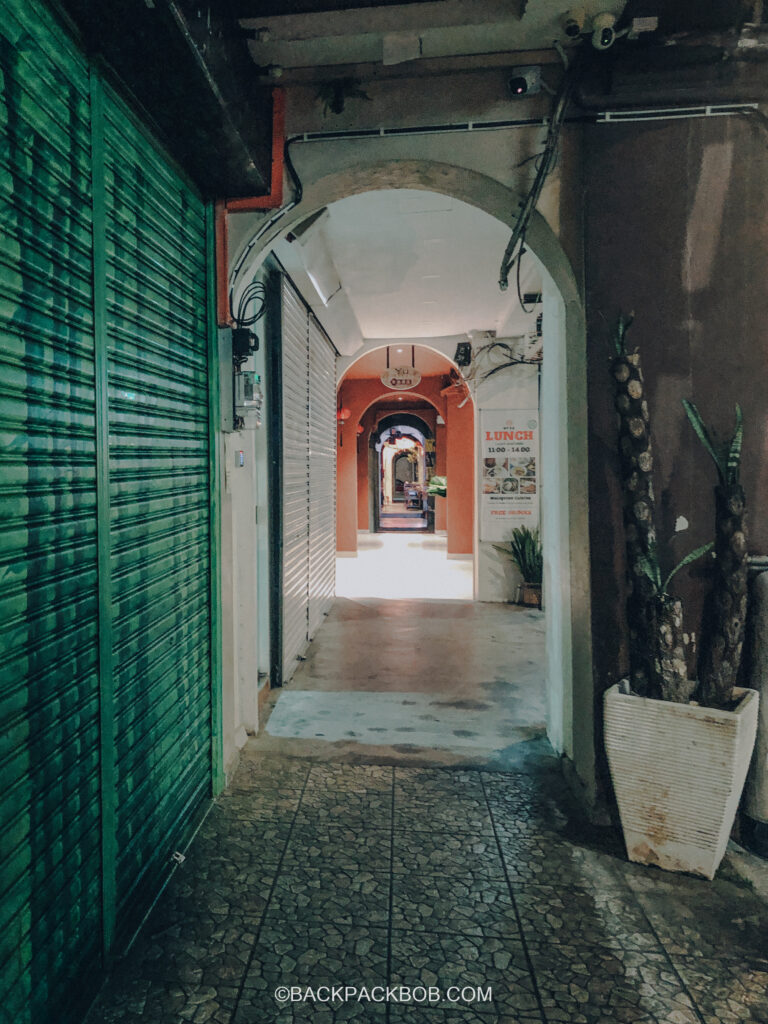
[435,421,447,532]
[336,392,358,553]
[444,388,474,556]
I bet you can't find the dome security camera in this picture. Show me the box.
[562,7,586,39]
[592,12,617,50]
[507,65,542,98]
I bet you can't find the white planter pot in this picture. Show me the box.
[604,683,760,880]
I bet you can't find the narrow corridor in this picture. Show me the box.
[335,534,473,602]
[87,591,768,1024]
[257,592,548,770]
[88,756,768,1024]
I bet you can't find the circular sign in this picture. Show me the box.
[381,366,421,390]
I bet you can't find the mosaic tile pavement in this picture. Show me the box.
[87,757,768,1024]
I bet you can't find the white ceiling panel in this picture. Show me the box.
[319,188,540,339]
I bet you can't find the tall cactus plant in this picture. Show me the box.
[683,401,747,707]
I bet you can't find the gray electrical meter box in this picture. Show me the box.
[235,371,263,429]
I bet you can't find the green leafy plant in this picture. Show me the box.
[427,475,447,497]
[683,401,743,487]
[636,542,714,599]
[494,526,543,585]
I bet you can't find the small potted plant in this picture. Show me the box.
[426,475,447,498]
[603,316,759,880]
[494,526,543,608]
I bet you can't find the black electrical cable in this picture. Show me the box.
[236,281,267,327]
[229,280,267,328]
[498,51,584,291]
[228,133,306,318]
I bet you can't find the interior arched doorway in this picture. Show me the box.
[336,343,474,557]
[229,160,595,804]
[375,414,431,531]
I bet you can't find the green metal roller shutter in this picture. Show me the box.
[0,0,218,1018]
[101,86,213,931]
[0,2,102,1021]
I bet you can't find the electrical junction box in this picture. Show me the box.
[235,371,263,429]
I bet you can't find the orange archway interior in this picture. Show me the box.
[336,367,474,556]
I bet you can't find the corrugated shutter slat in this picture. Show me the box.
[0,2,102,1019]
[280,277,336,681]
[102,87,212,926]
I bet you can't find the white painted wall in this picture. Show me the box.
[219,284,273,778]
[221,430,260,776]
[540,279,571,757]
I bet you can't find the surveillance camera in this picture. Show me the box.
[592,12,617,50]
[507,65,541,98]
[562,7,586,39]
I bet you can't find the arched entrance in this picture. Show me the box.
[336,344,473,556]
[229,159,595,803]
[376,415,431,531]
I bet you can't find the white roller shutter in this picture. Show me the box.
[279,276,337,683]
[308,317,337,637]
[281,278,310,682]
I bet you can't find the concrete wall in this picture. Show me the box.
[220,430,259,776]
[584,114,768,698]
[219,276,271,780]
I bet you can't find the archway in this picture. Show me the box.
[336,343,471,556]
[230,159,595,803]
[376,414,431,532]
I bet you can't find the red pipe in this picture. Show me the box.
[215,87,287,324]
[214,199,231,326]
[226,87,286,212]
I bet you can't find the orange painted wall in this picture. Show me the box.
[443,387,475,555]
[337,375,474,554]
[435,422,447,532]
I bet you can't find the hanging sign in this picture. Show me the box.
[480,410,539,541]
[381,366,421,390]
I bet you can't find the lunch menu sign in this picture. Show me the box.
[480,410,539,541]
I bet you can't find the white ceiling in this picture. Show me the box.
[343,345,454,378]
[274,188,541,346]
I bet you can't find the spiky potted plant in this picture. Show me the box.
[603,318,759,880]
[494,526,543,607]
[682,402,748,707]
[635,540,714,703]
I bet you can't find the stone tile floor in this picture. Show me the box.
[87,757,768,1024]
